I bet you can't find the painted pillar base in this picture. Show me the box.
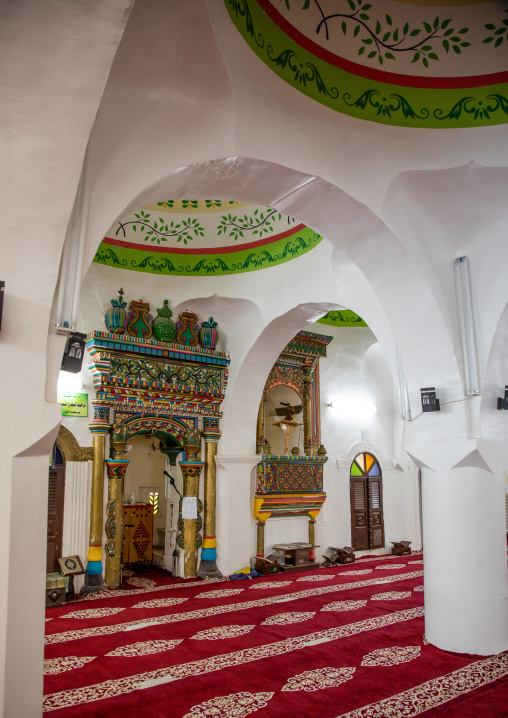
[198,559,223,579]
[80,574,107,594]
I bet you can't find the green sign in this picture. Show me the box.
[58,392,88,418]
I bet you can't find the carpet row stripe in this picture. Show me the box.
[45,570,424,645]
[335,651,508,717]
[77,553,423,603]
[43,606,424,711]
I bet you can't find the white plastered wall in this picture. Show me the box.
[1,0,508,714]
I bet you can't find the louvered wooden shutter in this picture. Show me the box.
[350,478,369,550]
[47,466,65,573]
[368,477,385,549]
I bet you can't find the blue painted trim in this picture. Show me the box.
[86,560,103,576]
[200,547,217,561]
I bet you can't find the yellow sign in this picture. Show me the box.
[58,392,88,417]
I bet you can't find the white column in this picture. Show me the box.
[215,455,260,576]
[414,442,508,655]
[62,461,92,594]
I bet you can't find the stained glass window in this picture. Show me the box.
[351,453,380,477]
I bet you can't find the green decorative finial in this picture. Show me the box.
[153,299,176,343]
[157,299,173,318]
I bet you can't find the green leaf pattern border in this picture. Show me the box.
[93,226,322,276]
[225,0,508,128]
[317,309,367,328]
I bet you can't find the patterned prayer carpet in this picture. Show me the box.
[44,553,508,717]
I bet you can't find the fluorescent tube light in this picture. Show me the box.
[454,256,480,396]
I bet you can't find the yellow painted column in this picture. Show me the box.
[308,509,320,561]
[104,458,129,588]
[254,497,271,558]
[81,421,110,594]
[179,460,204,578]
[303,369,316,456]
[198,420,222,578]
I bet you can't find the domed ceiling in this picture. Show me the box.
[93,200,322,276]
[225,0,508,128]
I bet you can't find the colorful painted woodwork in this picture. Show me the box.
[262,331,332,456]
[257,455,326,494]
[176,311,200,347]
[153,300,176,342]
[104,289,128,334]
[122,505,154,564]
[127,299,154,340]
[199,317,218,350]
[105,458,129,588]
[84,295,229,590]
[177,461,204,578]
[255,331,331,548]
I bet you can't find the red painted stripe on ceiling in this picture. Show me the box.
[258,0,508,89]
[103,223,307,255]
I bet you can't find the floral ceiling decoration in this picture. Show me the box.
[225,0,508,128]
[94,200,322,276]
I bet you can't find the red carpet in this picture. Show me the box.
[44,554,508,717]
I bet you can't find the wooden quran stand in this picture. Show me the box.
[322,546,355,566]
[391,540,412,556]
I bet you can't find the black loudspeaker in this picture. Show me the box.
[421,387,440,412]
[497,386,508,410]
[61,332,87,373]
[0,281,4,331]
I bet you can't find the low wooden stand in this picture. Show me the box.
[255,556,280,575]
[272,543,320,572]
[391,541,412,556]
[322,546,355,566]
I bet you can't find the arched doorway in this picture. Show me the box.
[350,452,384,551]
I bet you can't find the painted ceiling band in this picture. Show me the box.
[225,0,508,128]
[94,227,322,276]
[103,223,307,256]
[257,0,508,89]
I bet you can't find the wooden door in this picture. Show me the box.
[350,477,370,550]
[350,453,384,550]
[47,463,65,573]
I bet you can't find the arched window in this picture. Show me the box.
[349,452,384,550]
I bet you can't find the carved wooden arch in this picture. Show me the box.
[263,365,304,401]
[119,416,188,444]
[57,425,94,462]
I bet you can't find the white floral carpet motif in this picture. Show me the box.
[414,585,424,591]
[183,691,274,718]
[196,589,244,599]
[248,581,292,589]
[375,564,406,569]
[133,597,188,608]
[370,591,412,601]
[296,574,335,581]
[261,611,315,625]
[126,577,156,589]
[361,645,421,666]
[44,656,95,675]
[62,607,125,619]
[321,600,367,612]
[340,569,372,576]
[282,666,355,692]
[106,639,182,657]
[191,625,255,640]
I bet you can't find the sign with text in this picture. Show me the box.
[58,392,88,418]
[182,496,198,519]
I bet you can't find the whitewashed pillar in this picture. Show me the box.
[408,440,508,655]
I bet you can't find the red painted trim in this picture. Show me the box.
[104,223,307,255]
[258,0,508,89]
